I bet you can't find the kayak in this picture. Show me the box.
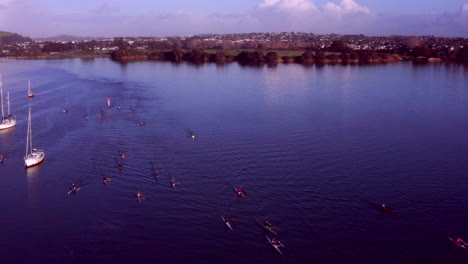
[369,202,398,215]
[256,219,278,235]
[449,237,467,249]
[221,216,234,231]
[233,187,246,198]
[265,235,284,255]
[67,187,80,195]
[136,194,145,202]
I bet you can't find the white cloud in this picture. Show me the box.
[324,0,370,15]
[258,0,317,12]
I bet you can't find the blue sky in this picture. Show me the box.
[0,0,467,37]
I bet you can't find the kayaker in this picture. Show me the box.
[271,238,284,248]
[0,155,5,163]
[136,193,144,200]
[225,217,230,223]
[382,203,386,208]
[456,238,467,246]
[103,176,111,183]
[265,221,276,229]
[69,183,76,191]
[237,188,245,195]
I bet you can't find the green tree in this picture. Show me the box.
[300,51,314,63]
[329,40,348,52]
[265,52,278,63]
[315,51,326,62]
[113,37,127,50]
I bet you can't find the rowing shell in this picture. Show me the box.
[67,187,80,195]
[449,237,467,249]
[265,235,283,255]
[221,216,234,231]
[256,219,278,235]
[369,202,398,215]
[233,187,246,198]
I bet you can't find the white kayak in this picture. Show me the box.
[266,235,284,255]
[233,187,246,198]
[449,237,467,249]
[221,216,234,231]
[67,187,80,195]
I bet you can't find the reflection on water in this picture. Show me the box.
[26,164,40,202]
[261,64,309,104]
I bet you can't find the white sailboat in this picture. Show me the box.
[0,74,16,130]
[24,108,44,167]
[27,80,34,98]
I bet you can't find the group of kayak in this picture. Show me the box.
[224,187,286,255]
[222,216,286,255]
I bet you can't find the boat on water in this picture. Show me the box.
[24,108,45,167]
[221,216,234,231]
[369,202,398,215]
[256,219,278,235]
[233,187,246,198]
[449,237,467,249]
[27,80,34,98]
[0,74,16,130]
[265,235,284,255]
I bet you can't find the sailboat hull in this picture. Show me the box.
[0,118,16,130]
[0,121,15,129]
[25,150,45,167]
[28,94,35,98]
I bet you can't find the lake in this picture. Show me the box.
[0,58,467,263]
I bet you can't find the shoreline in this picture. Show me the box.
[4,52,459,65]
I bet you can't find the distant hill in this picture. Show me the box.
[0,31,32,44]
[0,31,15,37]
[34,35,107,42]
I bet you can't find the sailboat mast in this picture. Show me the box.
[28,80,31,95]
[0,74,4,119]
[26,108,31,157]
[29,108,33,154]
[7,91,10,116]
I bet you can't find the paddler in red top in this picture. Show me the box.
[237,187,245,196]
[456,238,467,246]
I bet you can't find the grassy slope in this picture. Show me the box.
[0,31,15,37]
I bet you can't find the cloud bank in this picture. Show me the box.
[0,0,466,37]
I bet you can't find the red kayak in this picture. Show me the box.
[370,202,398,215]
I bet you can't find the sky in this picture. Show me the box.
[0,0,467,38]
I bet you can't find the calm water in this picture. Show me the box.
[0,59,467,264]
